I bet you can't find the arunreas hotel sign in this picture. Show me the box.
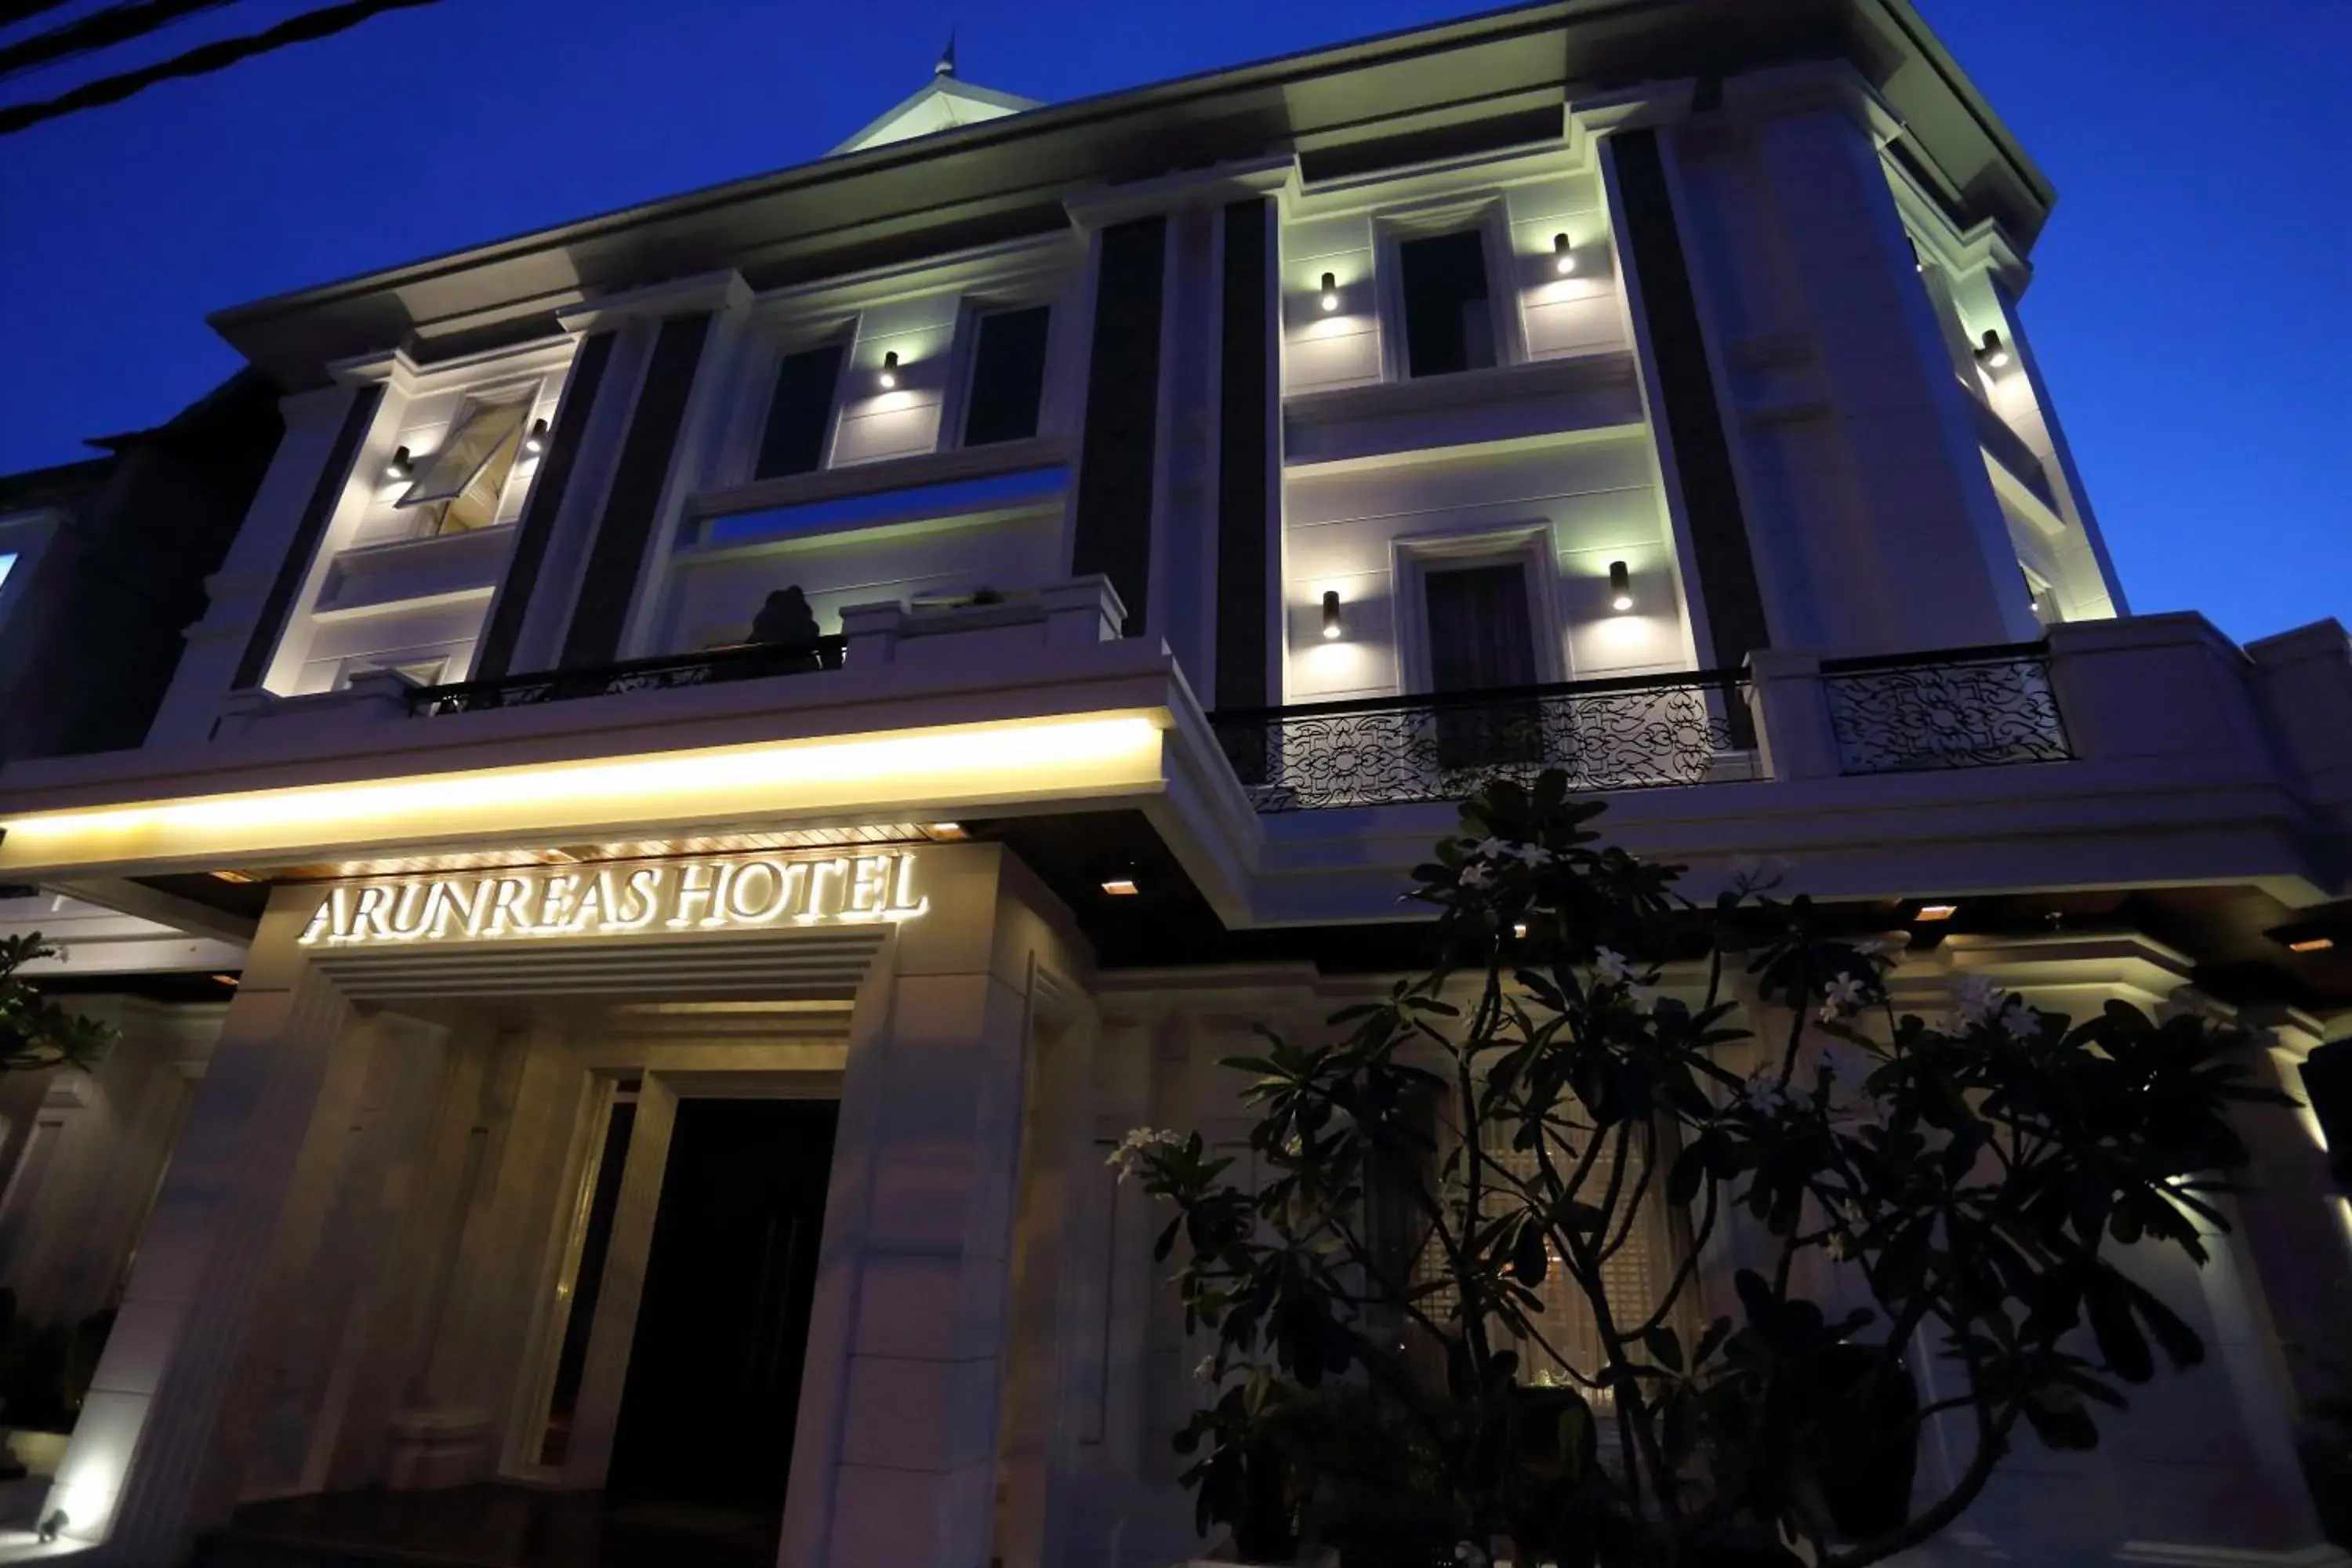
[299,851,928,947]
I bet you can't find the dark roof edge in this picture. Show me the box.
[208,0,2050,360]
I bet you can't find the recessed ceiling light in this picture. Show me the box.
[2286,936,2336,954]
[1102,877,1140,897]
[210,869,257,884]
[928,822,967,840]
[209,974,241,987]
[1915,903,1959,922]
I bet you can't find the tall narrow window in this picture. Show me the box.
[756,343,847,479]
[1425,561,1540,771]
[397,400,530,535]
[1398,229,1497,378]
[963,305,1051,447]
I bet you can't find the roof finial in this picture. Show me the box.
[935,28,956,78]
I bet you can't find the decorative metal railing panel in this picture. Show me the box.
[408,637,846,717]
[1211,673,1753,812]
[1820,643,2070,774]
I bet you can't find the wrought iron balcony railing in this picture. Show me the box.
[1211,671,1756,812]
[407,637,846,717]
[1820,641,2071,775]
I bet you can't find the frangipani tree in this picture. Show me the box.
[1115,772,2286,1567]
[0,934,113,1074]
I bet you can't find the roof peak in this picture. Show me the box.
[832,40,1037,157]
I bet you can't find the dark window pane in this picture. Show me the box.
[755,343,845,479]
[1399,229,1496,378]
[1425,561,1540,771]
[964,306,1051,447]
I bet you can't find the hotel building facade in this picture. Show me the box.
[1,2,2347,1563]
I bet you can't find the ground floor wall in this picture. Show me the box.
[21,866,2349,1568]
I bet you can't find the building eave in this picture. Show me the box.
[206,0,2054,387]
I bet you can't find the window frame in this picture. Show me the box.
[936,288,1064,455]
[389,381,546,539]
[1391,523,1565,695]
[750,334,854,483]
[1372,198,1523,384]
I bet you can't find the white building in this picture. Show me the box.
[0,2,2347,1564]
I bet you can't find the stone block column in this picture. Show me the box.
[781,845,1087,1568]
[44,896,360,1559]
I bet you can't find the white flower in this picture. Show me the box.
[1105,1127,1182,1182]
[1999,1000,2042,1044]
[1626,983,1660,1014]
[1825,1230,1857,1261]
[1472,837,1512,860]
[1853,935,1905,960]
[1193,1355,1218,1385]
[1594,946,1633,983]
[1742,1073,1788,1116]
[1459,863,1495,890]
[1509,842,1554,866]
[1950,975,2002,1025]
[1817,973,1866,1020]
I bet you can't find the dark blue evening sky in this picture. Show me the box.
[2,0,2343,643]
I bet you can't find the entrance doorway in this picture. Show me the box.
[605,1097,839,1512]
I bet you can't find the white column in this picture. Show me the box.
[46,953,356,1559]
[782,845,1082,1568]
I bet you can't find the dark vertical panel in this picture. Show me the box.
[230,383,382,691]
[558,312,712,669]
[473,330,615,680]
[1613,129,1771,673]
[754,342,846,479]
[1213,198,1270,710]
[1069,217,1167,636]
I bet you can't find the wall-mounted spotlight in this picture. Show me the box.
[1974,329,2011,371]
[1607,561,1633,612]
[877,350,901,390]
[521,419,549,457]
[383,445,413,483]
[1318,272,1340,312]
[1552,233,1576,276]
[1915,902,1960,922]
[1320,590,1344,640]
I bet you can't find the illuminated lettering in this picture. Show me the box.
[296,852,928,946]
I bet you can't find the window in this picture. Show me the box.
[397,400,530,535]
[1424,561,1541,770]
[961,305,1051,447]
[0,552,15,593]
[755,343,847,479]
[1397,229,1497,377]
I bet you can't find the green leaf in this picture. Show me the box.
[1643,1323,1683,1374]
[1512,1221,1551,1286]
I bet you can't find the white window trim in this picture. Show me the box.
[935,292,1064,455]
[720,319,857,488]
[1391,521,1566,695]
[1371,195,1525,384]
[0,509,64,635]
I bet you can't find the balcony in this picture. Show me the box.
[1212,642,2076,812]
[408,637,848,717]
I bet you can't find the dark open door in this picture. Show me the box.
[606,1098,838,1512]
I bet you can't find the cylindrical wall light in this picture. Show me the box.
[1320,590,1343,639]
[1608,561,1633,612]
[878,350,901,390]
[1552,233,1576,276]
[383,445,413,483]
[1318,272,1340,312]
[1974,329,2011,370]
[521,419,549,457]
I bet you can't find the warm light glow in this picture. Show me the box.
[1318,270,1340,312]
[1102,877,1139,896]
[0,713,1169,877]
[1607,561,1633,613]
[209,973,240,987]
[1915,903,1959,922]
[1320,589,1344,640]
[1552,233,1576,275]
[928,822,968,840]
[877,350,900,390]
[2288,936,2336,954]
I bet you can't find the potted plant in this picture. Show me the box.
[1116,772,2288,1566]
